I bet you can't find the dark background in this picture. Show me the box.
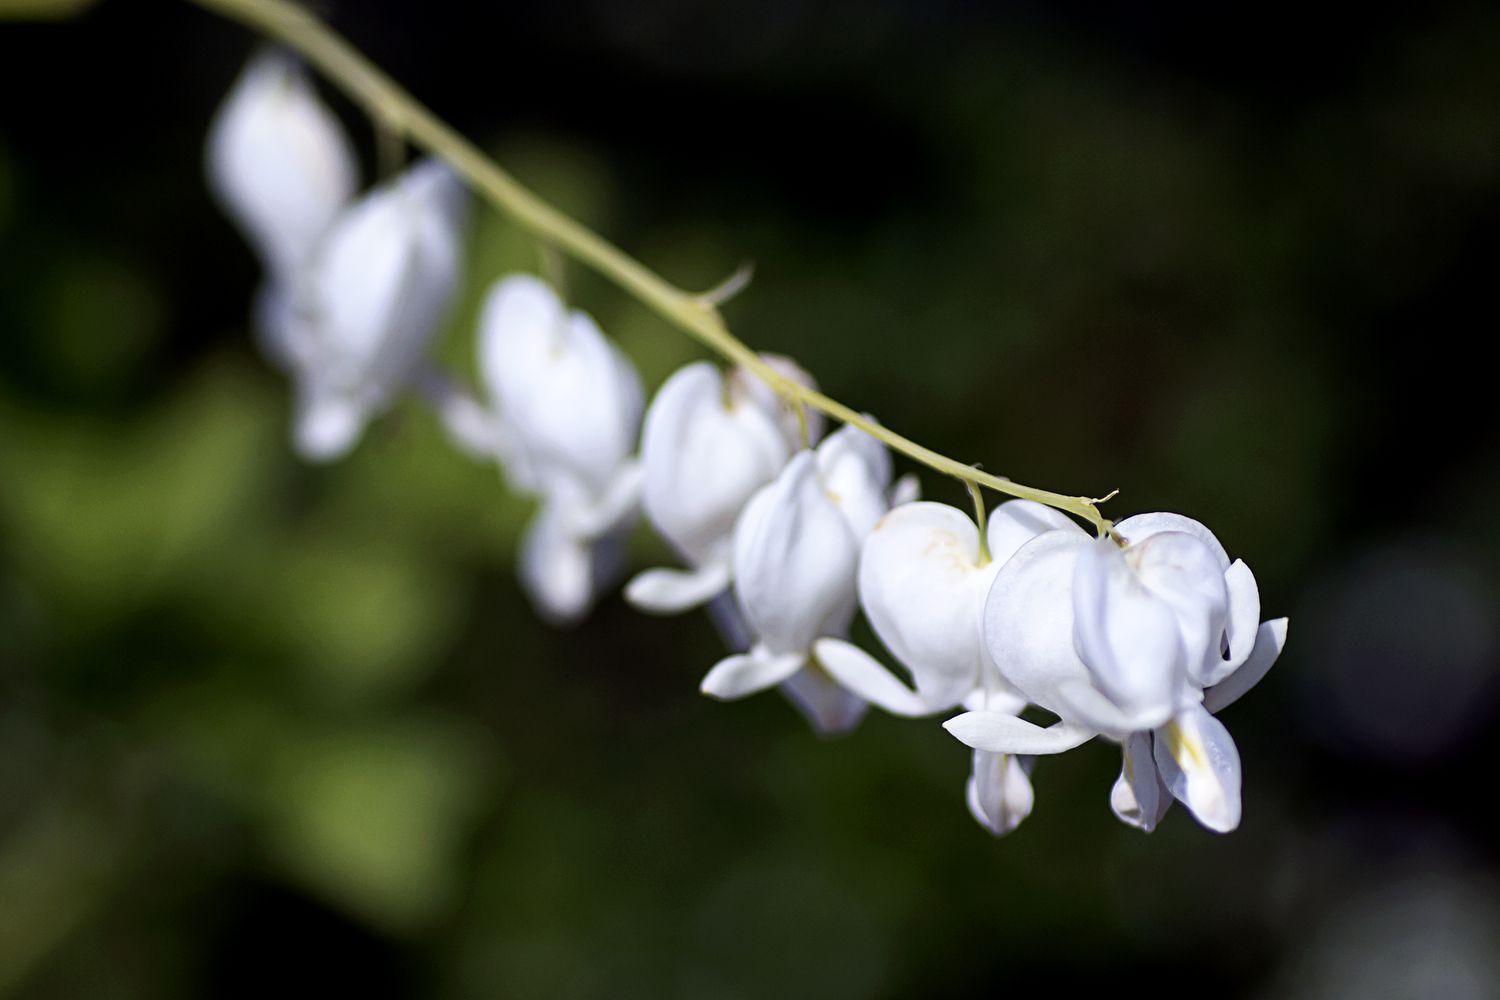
[2,1,1498,997]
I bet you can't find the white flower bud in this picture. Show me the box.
[206,50,356,284]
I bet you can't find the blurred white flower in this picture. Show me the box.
[277,159,466,462]
[207,50,356,285]
[625,358,815,615]
[946,511,1287,833]
[699,425,894,734]
[475,274,645,624]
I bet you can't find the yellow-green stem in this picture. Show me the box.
[187,0,1114,536]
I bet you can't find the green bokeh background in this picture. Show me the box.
[2,1,1498,997]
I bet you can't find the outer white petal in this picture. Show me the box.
[640,362,791,566]
[308,160,463,419]
[942,711,1096,755]
[1203,617,1288,714]
[985,499,1086,568]
[779,664,868,735]
[811,638,933,718]
[478,275,643,497]
[1071,537,1186,729]
[1153,703,1243,833]
[518,499,595,626]
[701,644,806,700]
[857,502,992,709]
[1125,531,1231,689]
[624,557,733,615]
[1110,731,1172,833]
[814,423,892,540]
[966,751,1034,837]
[731,452,859,655]
[1114,511,1230,571]
[561,459,643,541]
[207,51,356,282]
[983,530,1145,733]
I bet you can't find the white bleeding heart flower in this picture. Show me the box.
[946,510,1288,833]
[207,50,356,286]
[699,426,893,734]
[625,358,815,615]
[967,750,1035,837]
[284,159,466,462]
[470,274,645,624]
[817,499,1078,717]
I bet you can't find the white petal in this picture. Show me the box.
[1071,536,1185,729]
[207,51,356,282]
[701,645,806,700]
[293,391,365,462]
[518,500,597,626]
[1125,531,1231,689]
[943,711,1095,755]
[985,499,1086,568]
[983,530,1143,732]
[624,558,732,615]
[563,459,643,540]
[640,362,791,565]
[309,159,462,411]
[1212,558,1262,684]
[1153,703,1243,833]
[966,751,1035,836]
[811,637,933,718]
[1202,617,1288,714]
[1114,511,1230,571]
[731,452,859,655]
[411,367,506,460]
[888,472,921,508]
[857,502,991,709]
[1110,731,1172,833]
[814,422,892,540]
[478,275,643,498]
[779,663,868,735]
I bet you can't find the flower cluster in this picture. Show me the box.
[208,52,1287,836]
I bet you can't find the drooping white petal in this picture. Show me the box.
[1071,537,1187,729]
[812,637,932,717]
[639,362,793,568]
[985,499,1086,568]
[814,423,892,539]
[943,710,1095,755]
[779,663,868,735]
[731,451,859,656]
[701,645,806,700]
[856,502,993,710]
[558,459,643,541]
[1152,703,1243,833]
[292,390,365,462]
[477,275,643,498]
[966,751,1034,836]
[625,558,733,615]
[518,498,594,626]
[1110,731,1172,833]
[207,50,356,282]
[1202,617,1288,714]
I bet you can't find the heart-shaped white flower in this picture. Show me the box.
[626,358,814,614]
